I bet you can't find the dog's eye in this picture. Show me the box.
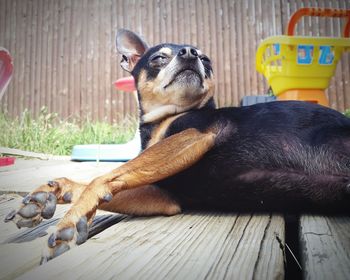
[151,55,167,62]
[200,56,211,63]
[149,54,169,68]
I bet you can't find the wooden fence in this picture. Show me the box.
[0,0,349,123]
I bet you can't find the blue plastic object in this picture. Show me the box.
[318,45,334,65]
[297,45,314,64]
[240,95,277,106]
[71,133,141,162]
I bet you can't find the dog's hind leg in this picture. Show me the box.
[238,169,350,211]
[4,178,87,228]
[40,128,216,262]
[99,185,181,216]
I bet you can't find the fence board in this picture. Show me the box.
[0,0,349,123]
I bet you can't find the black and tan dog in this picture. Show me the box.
[5,29,350,262]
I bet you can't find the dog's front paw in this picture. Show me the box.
[4,191,57,228]
[39,178,112,263]
[4,178,86,228]
[40,216,89,264]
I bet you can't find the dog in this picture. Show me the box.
[5,29,350,263]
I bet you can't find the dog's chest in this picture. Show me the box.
[141,113,186,149]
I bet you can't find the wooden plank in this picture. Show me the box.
[221,0,231,105]
[16,213,285,280]
[45,0,54,113]
[299,215,350,280]
[228,1,239,105]
[2,0,350,120]
[34,0,42,118]
[0,194,71,244]
[0,161,122,194]
[0,194,125,280]
[0,147,71,160]
[0,158,71,173]
[91,0,99,121]
[24,0,33,114]
[0,163,285,280]
[101,0,112,123]
[16,0,26,117]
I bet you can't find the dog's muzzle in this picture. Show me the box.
[177,47,199,60]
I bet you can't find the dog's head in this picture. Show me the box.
[116,29,215,123]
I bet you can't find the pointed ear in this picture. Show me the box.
[116,29,149,73]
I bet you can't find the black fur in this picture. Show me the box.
[121,36,350,213]
[142,101,350,213]
[132,44,213,83]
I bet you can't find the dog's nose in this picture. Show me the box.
[178,47,198,60]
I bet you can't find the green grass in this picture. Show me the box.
[345,109,350,118]
[1,106,349,156]
[0,108,137,156]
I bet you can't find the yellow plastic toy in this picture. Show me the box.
[256,8,350,107]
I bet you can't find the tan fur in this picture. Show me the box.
[138,69,215,123]
[34,178,86,204]
[147,113,186,148]
[159,47,173,56]
[107,128,216,189]
[38,35,221,258]
[99,185,181,216]
[57,128,216,229]
[198,78,215,109]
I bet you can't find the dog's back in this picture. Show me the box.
[155,101,350,212]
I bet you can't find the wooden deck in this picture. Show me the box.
[0,159,349,280]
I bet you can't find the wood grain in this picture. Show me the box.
[0,159,287,280]
[1,0,349,122]
[0,160,121,194]
[0,194,125,280]
[300,215,350,280]
[15,213,284,280]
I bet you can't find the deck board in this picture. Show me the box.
[0,194,125,280]
[0,159,121,194]
[0,159,286,279]
[15,213,285,280]
[299,215,350,280]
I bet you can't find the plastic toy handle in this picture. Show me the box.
[114,76,136,92]
[0,48,13,101]
[286,8,350,37]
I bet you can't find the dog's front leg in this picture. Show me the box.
[41,128,216,263]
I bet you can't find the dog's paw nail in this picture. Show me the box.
[76,216,88,232]
[41,193,57,219]
[31,192,49,204]
[102,193,113,202]
[42,204,56,219]
[40,256,48,265]
[16,218,35,228]
[52,243,70,258]
[22,195,32,205]
[57,228,75,241]
[62,192,73,203]
[4,209,17,222]
[76,216,88,245]
[48,233,57,248]
[17,204,41,219]
[48,180,59,188]
[48,192,58,203]
[76,232,88,245]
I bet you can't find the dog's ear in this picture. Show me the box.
[116,29,149,73]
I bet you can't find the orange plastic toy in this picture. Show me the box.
[256,8,350,107]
